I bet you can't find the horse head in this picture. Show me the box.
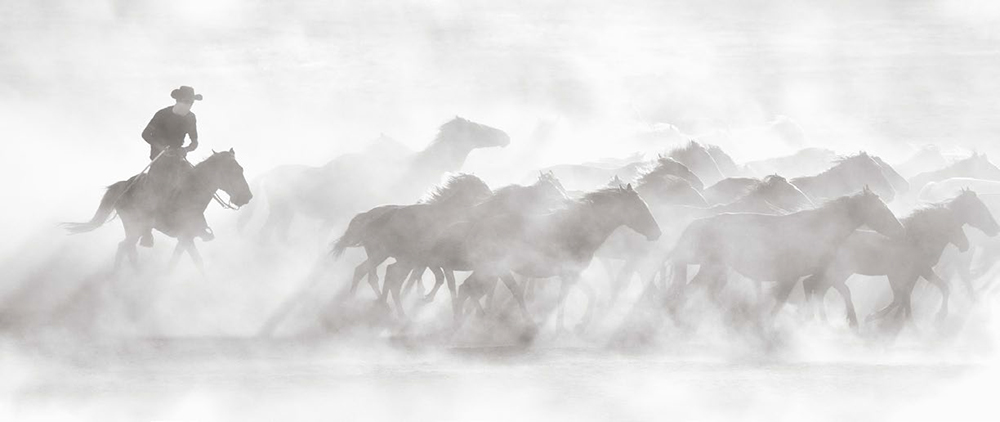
[635,174,708,207]
[871,155,910,195]
[951,188,1000,237]
[669,140,725,186]
[966,153,1000,180]
[615,183,662,241]
[641,156,705,191]
[534,170,569,207]
[851,185,905,239]
[839,152,896,202]
[584,184,661,241]
[204,148,252,207]
[439,116,511,150]
[758,174,814,211]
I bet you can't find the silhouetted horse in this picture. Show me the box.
[924,181,1000,295]
[65,149,252,271]
[432,185,661,331]
[243,117,509,242]
[597,174,805,309]
[669,140,726,187]
[706,144,747,178]
[668,186,905,318]
[790,152,898,202]
[803,189,999,326]
[398,171,570,302]
[330,174,492,315]
[909,152,1000,193]
[702,175,814,211]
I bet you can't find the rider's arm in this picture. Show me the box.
[142,110,165,150]
[185,114,199,152]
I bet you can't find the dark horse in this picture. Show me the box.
[330,174,493,316]
[65,149,252,271]
[668,186,905,317]
[803,189,999,326]
[433,184,661,331]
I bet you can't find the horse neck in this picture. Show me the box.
[179,163,221,209]
[555,199,627,252]
[903,207,961,259]
[791,197,864,241]
[409,134,475,176]
[795,166,851,198]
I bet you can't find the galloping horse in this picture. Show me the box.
[243,117,509,242]
[669,140,726,187]
[65,149,252,271]
[803,189,1000,326]
[667,186,905,317]
[436,184,661,331]
[909,152,1000,193]
[702,175,814,211]
[790,152,898,202]
[330,174,493,315]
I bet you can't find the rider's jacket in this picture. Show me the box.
[142,106,198,160]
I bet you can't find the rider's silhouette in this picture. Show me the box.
[138,86,212,247]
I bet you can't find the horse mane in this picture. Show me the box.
[902,201,957,241]
[637,173,690,192]
[669,140,704,156]
[427,116,469,148]
[806,151,876,180]
[578,186,629,207]
[636,156,692,185]
[419,173,491,204]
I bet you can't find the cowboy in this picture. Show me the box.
[138,86,213,247]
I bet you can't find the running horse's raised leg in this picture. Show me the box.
[349,259,369,295]
[424,266,446,303]
[921,266,950,321]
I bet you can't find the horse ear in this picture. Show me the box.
[229,147,234,153]
[863,184,871,193]
[212,149,217,154]
[626,183,634,192]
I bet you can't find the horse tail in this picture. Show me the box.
[63,180,129,234]
[237,176,266,233]
[330,214,367,258]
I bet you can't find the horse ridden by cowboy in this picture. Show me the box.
[138,85,213,246]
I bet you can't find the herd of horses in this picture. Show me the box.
[67,116,1000,338]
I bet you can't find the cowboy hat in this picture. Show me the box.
[170,86,203,102]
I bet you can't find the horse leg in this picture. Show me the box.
[499,271,532,325]
[183,238,205,274]
[921,267,950,321]
[575,281,597,334]
[383,262,409,318]
[116,236,140,273]
[608,259,636,310]
[366,251,386,300]
[349,260,368,295]
[830,281,858,329]
[444,269,459,313]
[424,266,446,303]
[555,273,579,333]
[402,266,426,297]
[168,241,185,271]
[868,274,907,323]
[769,277,797,317]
